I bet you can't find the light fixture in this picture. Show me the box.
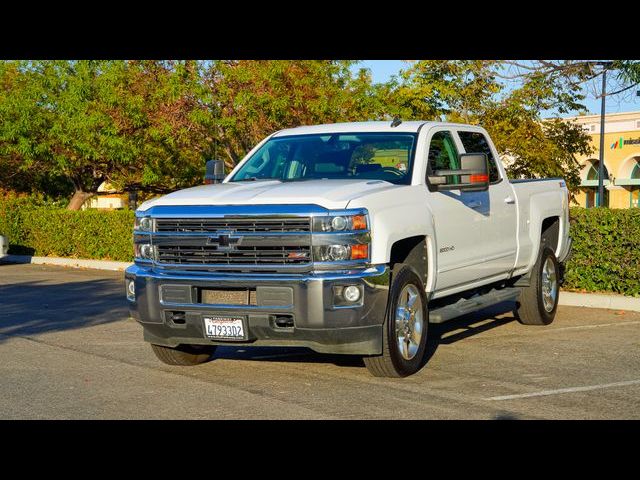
[135,216,154,232]
[126,279,135,301]
[343,285,361,303]
[331,216,348,231]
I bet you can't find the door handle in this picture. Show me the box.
[504,196,515,204]
[468,200,482,209]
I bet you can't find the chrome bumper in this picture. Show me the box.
[125,264,390,355]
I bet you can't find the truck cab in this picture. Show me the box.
[126,121,571,377]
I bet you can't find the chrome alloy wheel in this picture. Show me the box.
[395,284,424,360]
[541,257,558,313]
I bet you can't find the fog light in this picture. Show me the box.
[343,285,361,303]
[126,279,135,301]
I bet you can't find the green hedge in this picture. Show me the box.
[0,197,134,262]
[1,199,639,296]
[564,207,640,297]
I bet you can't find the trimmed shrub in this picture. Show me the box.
[1,199,639,296]
[0,198,134,262]
[564,207,640,297]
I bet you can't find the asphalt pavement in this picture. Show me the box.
[1,263,639,419]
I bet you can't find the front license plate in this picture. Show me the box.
[203,316,246,340]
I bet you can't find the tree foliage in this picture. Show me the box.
[0,60,384,208]
[3,59,635,208]
[0,60,214,209]
[388,60,594,193]
[203,60,384,167]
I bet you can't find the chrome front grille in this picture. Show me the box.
[156,217,311,233]
[152,215,312,271]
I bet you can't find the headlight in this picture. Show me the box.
[331,216,348,231]
[134,216,154,232]
[313,244,369,262]
[134,243,157,260]
[312,214,367,232]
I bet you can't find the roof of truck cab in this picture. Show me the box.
[271,121,471,137]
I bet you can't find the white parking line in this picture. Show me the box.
[485,379,640,401]
[548,320,640,332]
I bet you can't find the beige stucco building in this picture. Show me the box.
[81,182,126,210]
[565,111,640,209]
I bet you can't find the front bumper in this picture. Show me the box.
[125,264,390,355]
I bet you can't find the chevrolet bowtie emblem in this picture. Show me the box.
[207,231,242,250]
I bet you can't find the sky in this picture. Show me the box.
[359,60,640,118]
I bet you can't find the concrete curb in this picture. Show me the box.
[558,291,640,313]
[0,254,131,272]
[2,254,639,312]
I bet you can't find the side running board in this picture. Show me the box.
[428,287,521,324]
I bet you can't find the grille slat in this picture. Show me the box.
[157,245,310,265]
[156,217,311,233]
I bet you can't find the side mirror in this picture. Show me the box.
[428,153,489,192]
[205,159,225,184]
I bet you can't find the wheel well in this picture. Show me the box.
[541,216,560,252]
[389,236,427,283]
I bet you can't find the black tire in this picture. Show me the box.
[364,264,429,378]
[150,344,216,366]
[515,246,559,326]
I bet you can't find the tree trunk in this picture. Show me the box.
[67,190,94,210]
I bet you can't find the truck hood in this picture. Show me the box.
[138,179,399,211]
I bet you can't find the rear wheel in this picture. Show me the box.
[364,264,428,377]
[151,344,216,366]
[515,246,559,325]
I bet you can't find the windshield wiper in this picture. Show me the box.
[232,177,282,182]
[233,176,259,182]
[280,177,324,183]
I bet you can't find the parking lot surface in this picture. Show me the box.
[1,263,639,419]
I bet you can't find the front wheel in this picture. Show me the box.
[515,246,559,325]
[151,344,217,366]
[364,264,429,378]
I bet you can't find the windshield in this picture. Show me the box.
[229,133,417,185]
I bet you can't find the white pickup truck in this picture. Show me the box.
[126,121,571,377]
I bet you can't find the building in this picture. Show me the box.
[81,182,126,210]
[565,111,640,209]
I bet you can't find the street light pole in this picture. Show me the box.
[598,66,608,207]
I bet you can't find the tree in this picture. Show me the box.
[500,60,640,109]
[0,61,75,198]
[387,60,594,193]
[391,60,502,121]
[0,60,215,209]
[202,60,383,168]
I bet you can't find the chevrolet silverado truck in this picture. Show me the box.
[125,121,571,377]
